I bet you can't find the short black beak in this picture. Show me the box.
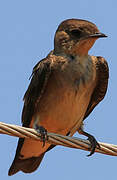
[89,32,107,38]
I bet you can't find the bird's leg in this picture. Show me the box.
[78,127,100,156]
[33,123,48,147]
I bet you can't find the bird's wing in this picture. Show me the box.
[8,57,52,176]
[83,56,109,120]
[22,57,52,127]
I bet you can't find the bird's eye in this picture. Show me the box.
[70,29,82,37]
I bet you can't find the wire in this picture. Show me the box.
[0,121,117,156]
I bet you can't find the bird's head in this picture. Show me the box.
[54,19,107,56]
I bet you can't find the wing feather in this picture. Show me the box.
[84,56,109,120]
[22,58,51,127]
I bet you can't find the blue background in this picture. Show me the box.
[0,0,117,179]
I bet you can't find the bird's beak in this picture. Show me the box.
[89,32,107,38]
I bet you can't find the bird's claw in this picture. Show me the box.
[87,135,100,156]
[34,124,48,147]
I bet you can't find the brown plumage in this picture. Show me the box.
[8,19,109,176]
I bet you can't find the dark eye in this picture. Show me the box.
[70,29,82,37]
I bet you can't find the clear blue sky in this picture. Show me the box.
[0,0,117,179]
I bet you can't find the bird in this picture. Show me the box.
[8,18,109,176]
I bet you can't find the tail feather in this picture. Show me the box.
[8,137,45,176]
[8,153,45,176]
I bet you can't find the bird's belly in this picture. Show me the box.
[20,85,93,159]
[37,82,93,136]
[21,68,96,158]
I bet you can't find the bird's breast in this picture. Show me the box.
[34,59,96,136]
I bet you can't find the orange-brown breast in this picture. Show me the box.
[20,55,97,158]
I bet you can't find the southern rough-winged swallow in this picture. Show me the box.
[8,19,109,175]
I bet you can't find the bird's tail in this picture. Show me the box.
[8,154,45,176]
[8,138,45,176]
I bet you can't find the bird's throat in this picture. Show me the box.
[72,38,97,56]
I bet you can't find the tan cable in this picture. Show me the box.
[0,121,117,156]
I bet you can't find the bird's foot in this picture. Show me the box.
[34,124,48,147]
[87,134,100,156]
[78,128,100,156]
